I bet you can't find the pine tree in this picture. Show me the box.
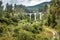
[0,1,3,18]
[5,3,13,18]
[49,0,60,28]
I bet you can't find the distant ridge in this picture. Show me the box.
[26,2,51,12]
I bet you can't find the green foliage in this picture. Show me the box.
[0,0,60,40]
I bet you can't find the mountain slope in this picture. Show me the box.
[26,2,51,12]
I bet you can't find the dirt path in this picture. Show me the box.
[45,28,59,40]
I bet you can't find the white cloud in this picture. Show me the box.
[16,0,51,6]
[21,0,46,6]
[2,0,51,6]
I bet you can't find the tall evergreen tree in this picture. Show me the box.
[0,1,3,18]
[49,0,60,28]
[5,3,13,18]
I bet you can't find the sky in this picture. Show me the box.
[1,0,51,10]
[2,0,51,6]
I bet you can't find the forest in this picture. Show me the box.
[0,0,60,40]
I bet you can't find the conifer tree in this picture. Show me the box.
[49,0,60,28]
[5,3,13,18]
[0,1,3,18]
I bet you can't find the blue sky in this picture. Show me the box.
[2,0,51,6]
